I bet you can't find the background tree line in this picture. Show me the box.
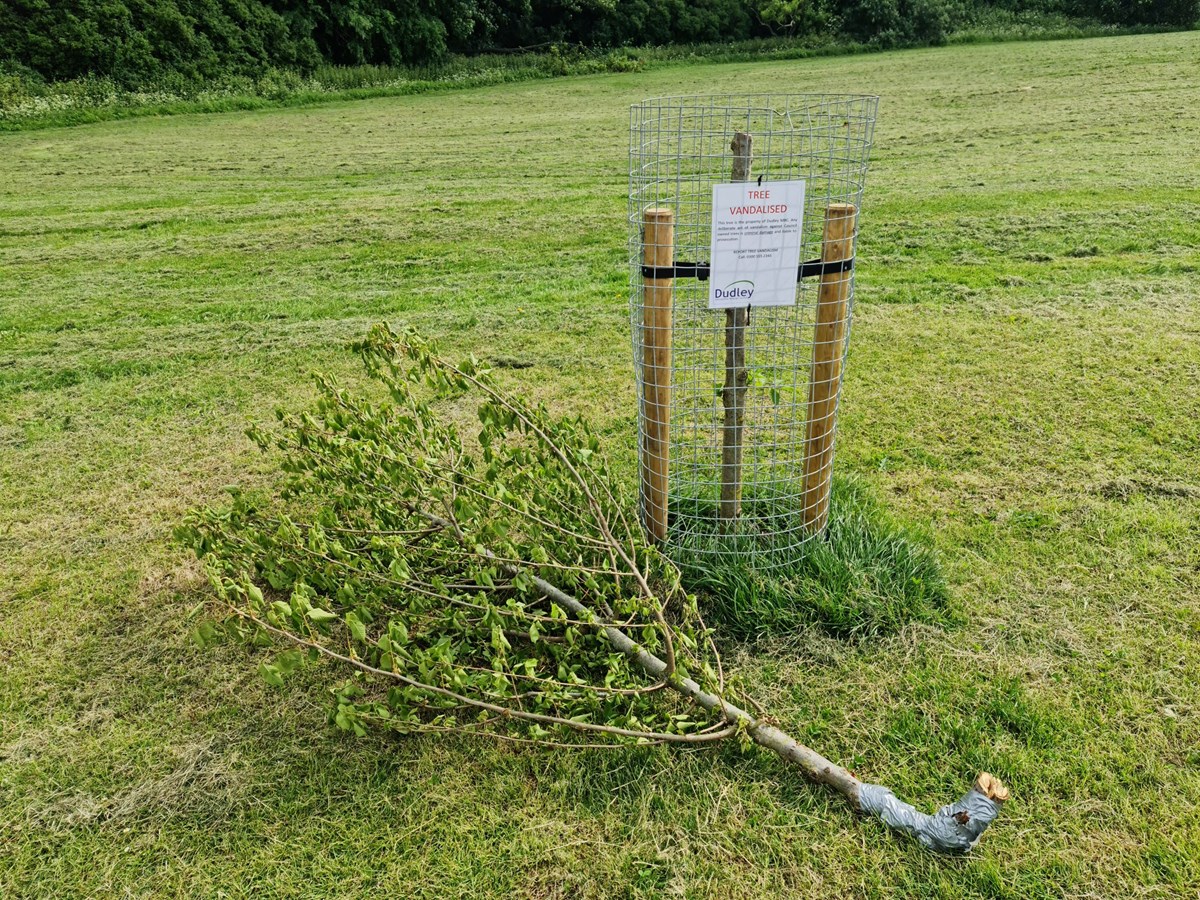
[2,0,1196,87]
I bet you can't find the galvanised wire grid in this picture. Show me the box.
[629,94,878,569]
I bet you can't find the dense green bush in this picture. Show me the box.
[1067,0,1197,26]
[0,0,317,86]
[279,0,464,68]
[833,0,956,46]
[484,0,757,48]
[1,0,1195,88]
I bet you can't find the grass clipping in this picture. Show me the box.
[180,324,1007,852]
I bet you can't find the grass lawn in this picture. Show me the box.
[2,30,1200,898]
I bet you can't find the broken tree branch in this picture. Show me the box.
[188,324,1006,855]
[413,504,1010,854]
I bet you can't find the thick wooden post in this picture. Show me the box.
[641,208,674,543]
[719,131,753,525]
[801,203,857,534]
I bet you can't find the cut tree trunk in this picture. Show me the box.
[529,567,1009,853]
[720,131,753,525]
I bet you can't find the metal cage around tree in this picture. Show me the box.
[629,94,878,569]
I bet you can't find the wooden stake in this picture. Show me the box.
[801,203,857,534]
[641,207,674,543]
[719,131,753,524]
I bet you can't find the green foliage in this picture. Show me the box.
[0,0,318,88]
[280,0,460,68]
[752,0,826,36]
[1065,0,1197,26]
[2,0,1193,91]
[179,325,733,746]
[832,0,955,46]
[672,478,952,640]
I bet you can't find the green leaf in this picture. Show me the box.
[192,621,219,648]
[259,663,284,688]
[307,607,338,623]
[392,621,409,646]
[491,625,511,655]
[346,612,367,643]
[275,650,304,675]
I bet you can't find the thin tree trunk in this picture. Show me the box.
[399,346,1011,853]
[720,131,753,524]
[412,498,1009,852]
[530,569,1009,853]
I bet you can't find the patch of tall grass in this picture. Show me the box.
[674,477,953,641]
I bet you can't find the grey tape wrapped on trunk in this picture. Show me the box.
[858,783,1006,853]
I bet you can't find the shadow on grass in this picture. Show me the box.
[672,476,955,641]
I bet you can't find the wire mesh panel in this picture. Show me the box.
[629,94,878,569]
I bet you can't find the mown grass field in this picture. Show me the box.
[2,30,1199,899]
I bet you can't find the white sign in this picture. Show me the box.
[708,180,806,309]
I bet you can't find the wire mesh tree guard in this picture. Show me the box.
[629,94,878,568]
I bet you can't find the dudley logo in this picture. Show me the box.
[714,280,755,302]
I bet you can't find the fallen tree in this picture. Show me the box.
[180,323,1007,853]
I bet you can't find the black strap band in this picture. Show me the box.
[641,256,854,282]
